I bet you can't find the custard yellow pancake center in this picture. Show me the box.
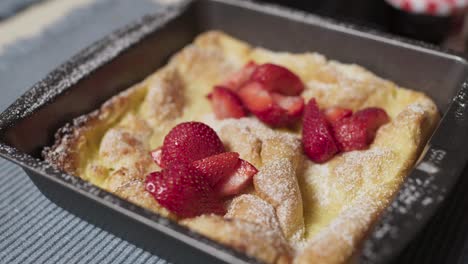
[44,31,439,264]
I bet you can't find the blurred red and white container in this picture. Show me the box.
[385,0,468,47]
[386,0,467,16]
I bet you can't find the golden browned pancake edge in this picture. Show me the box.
[43,31,440,264]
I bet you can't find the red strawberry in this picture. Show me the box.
[271,93,304,118]
[160,122,225,167]
[254,98,303,127]
[250,63,304,96]
[333,107,389,151]
[192,152,240,186]
[237,82,273,113]
[324,107,353,124]
[145,171,162,194]
[150,147,163,167]
[145,163,226,218]
[208,86,247,119]
[238,82,304,127]
[222,61,258,91]
[302,99,339,163]
[215,159,258,197]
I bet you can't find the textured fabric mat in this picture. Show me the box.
[0,159,168,264]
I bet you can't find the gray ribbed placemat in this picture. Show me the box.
[0,0,172,263]
[0,159,167,264]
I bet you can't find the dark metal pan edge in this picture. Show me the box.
[361,80,468,263]
[213,0,467,64]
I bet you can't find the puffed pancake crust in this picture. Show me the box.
[43,31,439,264]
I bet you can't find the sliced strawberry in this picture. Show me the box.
[145,171,162,194]
[302,99,339,163]
[145,163,226,218]
[254,96,304,127]
[356,107,390,133]
[208,86,247,119]
[324,107,353,124]
[271,93,304,118]
[238,82,304,127]
[251,103,287,127]
[192,152,240,187]
[215,159,258,197]
[150,147,163,167]
[160,122,225,167]
[237,82,273,113]
[250,63,304,96]
[222,61,258,91]
[333,107,389,151]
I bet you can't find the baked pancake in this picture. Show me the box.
[43,31,439,263]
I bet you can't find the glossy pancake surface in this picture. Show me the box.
[44,31,439,263]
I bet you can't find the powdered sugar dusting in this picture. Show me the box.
[407,103,426,115]
[361,171,445,262]
[336,148,396,185]
[182,215,292,263]
[312,196,373,245]
[256,159,297,206]
[304,162,332,207]
[254,158,305,244]
[306,80,335,91]
[226,194,283,234]
[204,114,308,246]
[304,147,395,208]
[202,114,299,144]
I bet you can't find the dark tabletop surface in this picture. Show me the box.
[1,0,468,263]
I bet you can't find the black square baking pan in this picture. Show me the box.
[1,0,468,263]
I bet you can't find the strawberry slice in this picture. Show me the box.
[192,152,240,187]
[250,63,304,96]
[150,147,163,167]
[222,61,258,91]
[333,107,389,151]
[324,107,353,124]
[238,82,304,127]
[160,122,225,167]
[208,86,247,119]
[237,82,273,113]
[214,159,258,197]
[254,94,304,127]
[271,93,304,118]
[302,99,339,163]
[145,163,226,218]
